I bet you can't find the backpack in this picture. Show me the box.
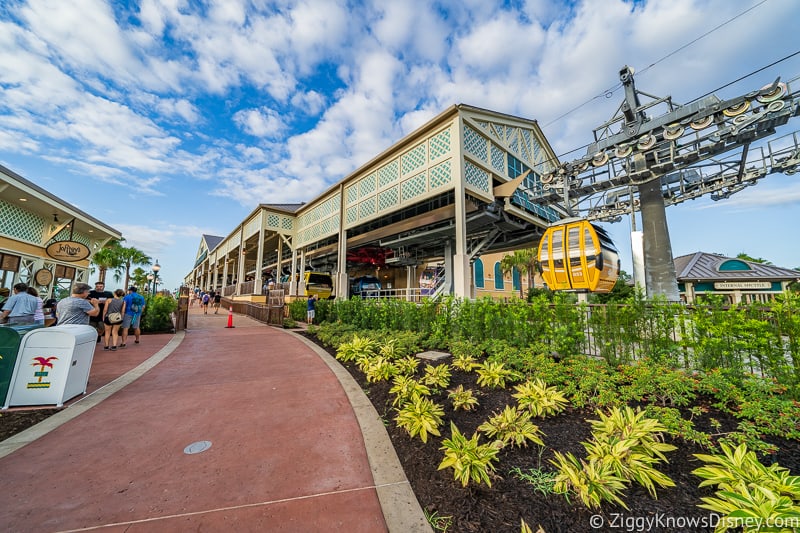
[202,294,210,304]
[130,295,144,314]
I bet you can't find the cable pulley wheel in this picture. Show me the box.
[690,115,714,130]
[723,100,750,117]
[636,134,656,150]
[766,99,786,113]
[591,152,609,167]
[663,124,684,140]
[541,173,554,184]
[615,144,633,158]
[756,82,787,103]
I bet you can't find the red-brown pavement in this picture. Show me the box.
[0,306,430,532]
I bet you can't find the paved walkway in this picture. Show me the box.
[0,307,429,532]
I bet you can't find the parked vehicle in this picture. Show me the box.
[350,276,381,298]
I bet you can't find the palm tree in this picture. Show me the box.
[116,247,152,289]
[130,267,149,290]
[500,249,537,299]
[736,253,773,265]
[90,247,122,284]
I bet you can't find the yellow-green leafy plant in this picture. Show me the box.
[587,406,676,498]
[551,450,629,509]
[394,355,420,376]
[451,353,479,372]
[335,334,376,362]
[395,392,444,443]
[512,379,569,418]
[448,384,479,411]
[438,422,501,487]
[365,356,397,383]
[422,364,452,389]
[378,339,402,360]
[389,375,431,407]
[478,405,545,448]
[520,519,546,533]
[693,442,800,533]
[476,361,517,389]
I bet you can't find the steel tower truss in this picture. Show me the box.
[528,66,800,299]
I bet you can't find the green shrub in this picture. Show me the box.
[142,294,177,333]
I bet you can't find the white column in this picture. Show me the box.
[452,115,470,298]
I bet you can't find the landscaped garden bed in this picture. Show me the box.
[301,293,800,533]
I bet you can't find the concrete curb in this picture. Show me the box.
[0,331,186,459]
[290,331,432,533]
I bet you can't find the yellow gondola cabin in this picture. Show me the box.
[537,220,620,293]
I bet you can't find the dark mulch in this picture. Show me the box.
[299,332,800,533]
[0,408,61,441]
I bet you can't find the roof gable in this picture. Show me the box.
[675,252,800,281]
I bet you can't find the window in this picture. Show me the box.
[494,262,504,289]
[474,258,485,288]
[512,267,521,291]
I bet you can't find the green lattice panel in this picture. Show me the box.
[464,125,487,163]
[464,161,490,193]
[429,160,451,190]
[281,217,293,230]
[0,200,46,244]
[429,128,451,161]
[401,172,427,202]
[401,143,426,176]
[491,144,505,173]
[267,214,280,228]
[346,206,358,224]
[522,129,533,157]
[378,161,399,188]
[378,186,399,212]
[358,174,377,199]
[346,185,358,205]
[508,129,521,160]
[359,198,376,219]
[52,227,90,246]
[321,219,333,235]
[532,140,544,165]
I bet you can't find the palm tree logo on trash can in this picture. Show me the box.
[28,356,58,389]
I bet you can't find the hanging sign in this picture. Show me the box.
[45,241,91,262]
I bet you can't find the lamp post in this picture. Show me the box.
[152,260,161,295]
[147,274,154,294]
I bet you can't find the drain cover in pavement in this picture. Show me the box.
[184,440,212,454]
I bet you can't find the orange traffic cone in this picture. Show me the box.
[225,306,235,328]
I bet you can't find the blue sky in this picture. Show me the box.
[1,0,799,292]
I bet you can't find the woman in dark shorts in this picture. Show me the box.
[102,289,126,351]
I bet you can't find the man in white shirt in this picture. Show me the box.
[0,283,40,324]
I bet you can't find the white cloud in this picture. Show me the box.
[233,107,287,138]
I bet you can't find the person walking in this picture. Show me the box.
[55,283,100,325]
[26,286,45,325]
[201,291,210,314]
[102,289,126,351]
[88,281,114,342]
[212,291,221,314]
[120,287,146,347]
[0,283,40,324]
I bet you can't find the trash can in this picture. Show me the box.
[3,325,97,409]
[0,324,45,408]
